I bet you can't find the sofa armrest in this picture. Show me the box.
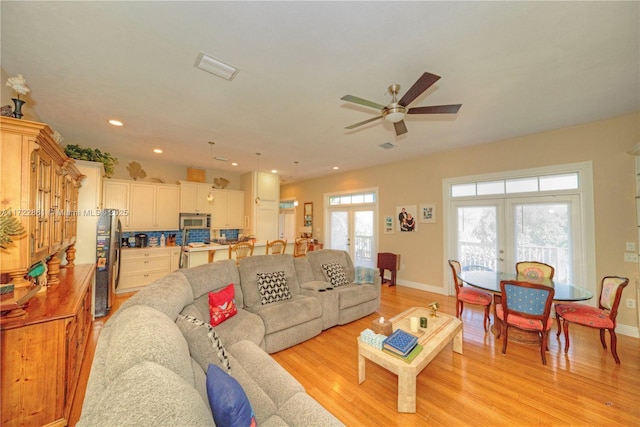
[300,280,333,292]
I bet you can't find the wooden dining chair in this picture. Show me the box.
[496,280,555,365]
[228,241,254,265]
[515,261,555,281]
[266,239,287,254]
[448,260,493,331]
[555,276,629,363]
[293,238,309,258]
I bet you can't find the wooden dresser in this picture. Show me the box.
[1,264,94,427]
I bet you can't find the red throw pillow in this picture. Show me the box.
[208,284,238,326]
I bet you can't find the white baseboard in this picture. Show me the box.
[616,323,639,338]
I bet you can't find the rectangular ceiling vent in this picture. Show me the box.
[195,52,239,81]
[215,157,229,162]
[379,142,396,150]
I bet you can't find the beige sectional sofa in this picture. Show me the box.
[78,250,380,426]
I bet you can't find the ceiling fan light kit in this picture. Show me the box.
[341,72,462,136]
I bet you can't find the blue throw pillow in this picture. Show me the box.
[206,365,257,427]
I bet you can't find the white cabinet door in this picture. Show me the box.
[179,182,197,212]
[256,200,279,241]
[196,184,215,214]
[226,190,245,229]
[257,172,279,201]
[129,184,155,229]
[210,189,228,229]
[103,180,130,228]
[155,185,179,229]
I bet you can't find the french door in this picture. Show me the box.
[328,208,376,267]
[452,195,582,283]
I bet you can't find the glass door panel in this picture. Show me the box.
[330,210,349,251]
[454,203,503,271]
[354,209,374,267]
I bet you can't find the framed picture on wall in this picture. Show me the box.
[384,215,394,234]
[396,205,417,232]
[419,203,436,223]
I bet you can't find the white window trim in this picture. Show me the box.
[442,161,597,303]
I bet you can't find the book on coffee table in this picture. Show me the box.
[383,329,418,356]
[383,344,423,363]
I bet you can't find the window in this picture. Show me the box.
[451,172,579,198]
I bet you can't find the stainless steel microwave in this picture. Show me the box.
[179,212,211,229]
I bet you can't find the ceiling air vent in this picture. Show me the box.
[379,142,395,150]
[194,52,239,81]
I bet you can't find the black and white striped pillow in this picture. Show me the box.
[321,262,350,287]
[177,314,231,372]
[257,271,291,305]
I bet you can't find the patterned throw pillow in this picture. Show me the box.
[257,271,291,305]
[176,314,231,371]
[321,262,351,287]
[208,284,238,326]
[354,266,377,284]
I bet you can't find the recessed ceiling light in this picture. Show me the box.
[195,52,239,80]
[108,119,123,126]
[271,169,277,174]
[153,148,163,154]
[333,166,340,170]
[231,162,238,166]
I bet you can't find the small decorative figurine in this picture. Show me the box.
[428,301,440,317]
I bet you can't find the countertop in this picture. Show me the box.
[183,240,268,252]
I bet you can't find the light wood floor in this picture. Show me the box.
[70,285,640,426]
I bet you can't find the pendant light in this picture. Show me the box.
[207,142,215,202]
[255,153,261,205]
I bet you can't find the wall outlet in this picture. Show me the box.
[623,253,638,263]
[626,298,636,309]
[626,242,636,252]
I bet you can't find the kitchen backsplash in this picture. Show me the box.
[121,229,239,247]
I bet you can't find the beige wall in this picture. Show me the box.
[282,113,640,329]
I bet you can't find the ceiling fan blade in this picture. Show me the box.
[341,95,386,111]
[394,120,408,136]
[407,104,462,114]
[345,115,383,130]
[398,72,441,107]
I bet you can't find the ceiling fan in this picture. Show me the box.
[341,72,461,136]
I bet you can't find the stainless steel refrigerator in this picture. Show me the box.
[95,209,121,318]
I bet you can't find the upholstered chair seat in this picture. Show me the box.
[496,304,554,331]
[458,287,493,306]
[448,260,492,331]
[554,305,614,329]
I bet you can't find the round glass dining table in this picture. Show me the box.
[458,271,593,343]
[459,271,594,301]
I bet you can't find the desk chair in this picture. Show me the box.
[555,276,629,363]
[496,280,555,365]
[228,242,254,265]
[448,260,493,331]
[266,239,287,254]
[293,238,309,258]
[516,261,555,281]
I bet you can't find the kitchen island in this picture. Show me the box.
[181,240,293,268]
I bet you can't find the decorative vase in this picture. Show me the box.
[12,98,25,119]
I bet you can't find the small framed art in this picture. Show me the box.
[419,203,436,223]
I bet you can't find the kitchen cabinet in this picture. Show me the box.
[242,171,280,241]
[0,117,82,286]
[102,179,130,228]
[103,180,179,231]
[75,160,104,265]
[1,264,94,427]
[179,181,214,214]
[118,247,176,293]
[211,189,245,229]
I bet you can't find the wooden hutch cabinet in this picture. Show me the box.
[0,116,83,286]
[1,264,94,427]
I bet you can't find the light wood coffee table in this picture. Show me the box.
[358,307,463,413]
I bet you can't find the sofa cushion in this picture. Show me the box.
[206,365,257,427]
[306,250,355,283]
[239,254,301,310]
[176,314,231,372]
[322,262,350,287]
[257,271,291,305]
[180,259,244,307]
[336,283,379,310]
[251,295,322,334]
[105,305,194,386]
[77,361,213,427]
[208,284,238,326]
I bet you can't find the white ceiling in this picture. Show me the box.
[1,1,638,182]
